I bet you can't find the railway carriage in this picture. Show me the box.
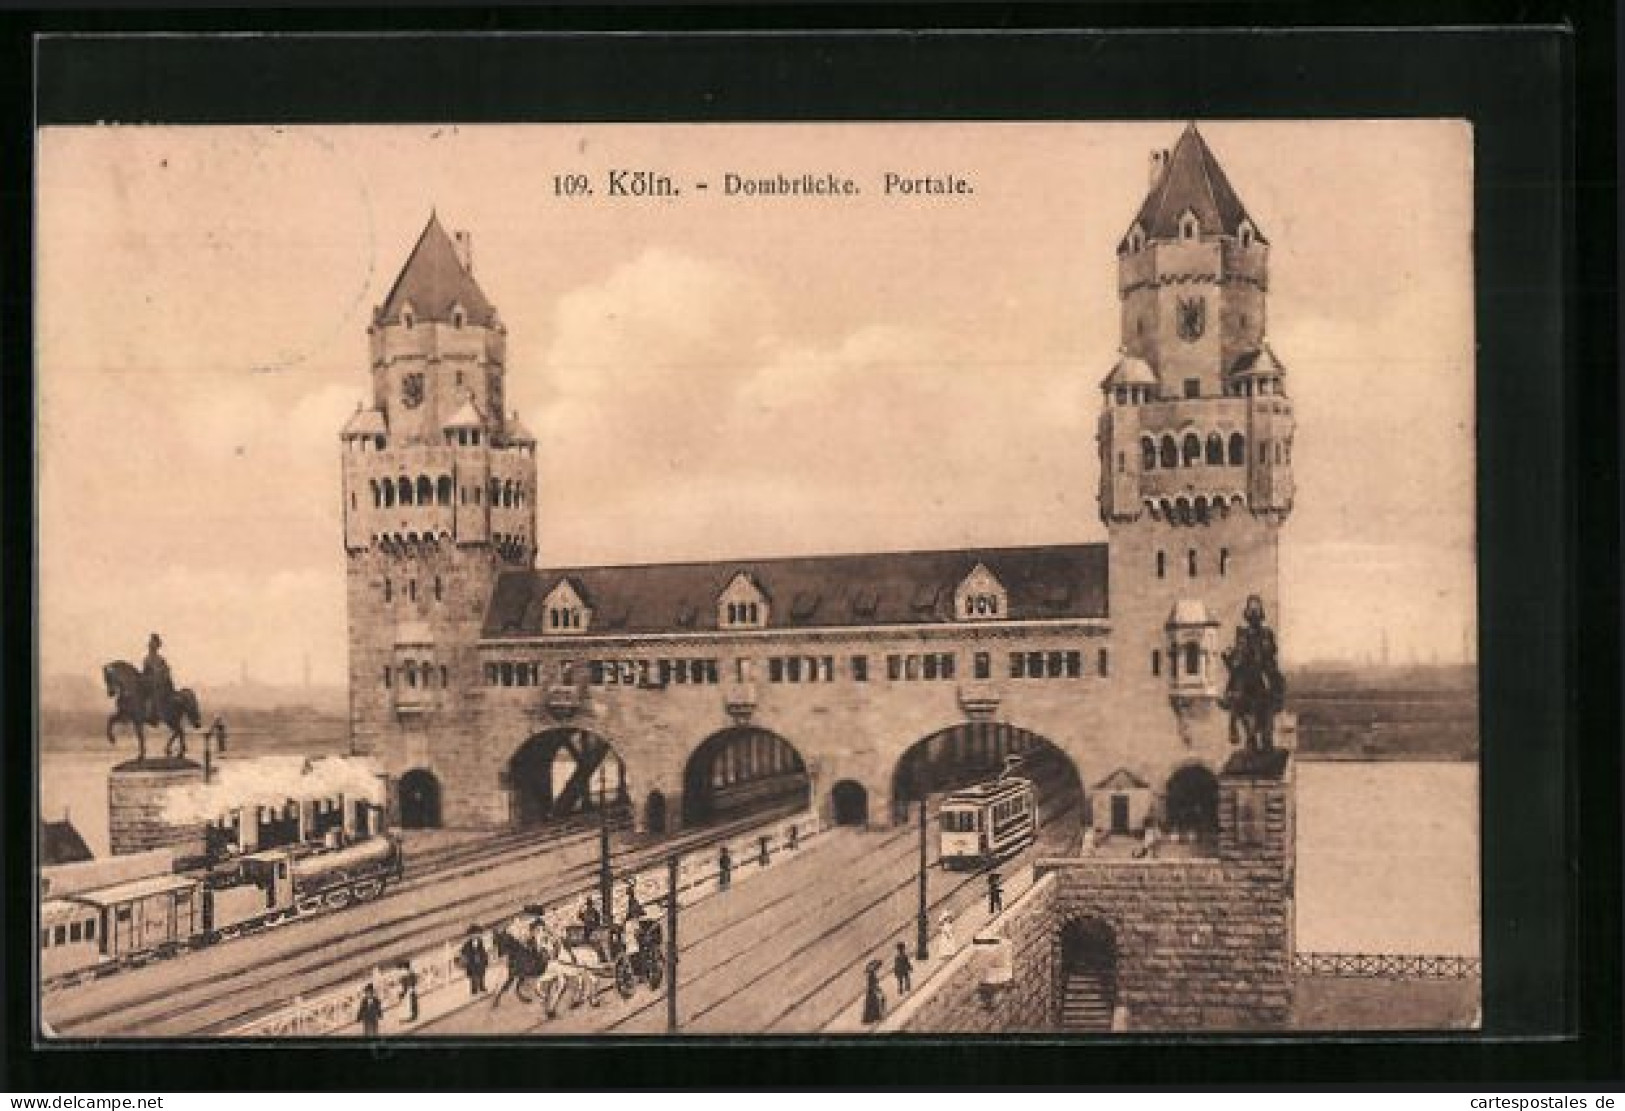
[938,776,1037,870]
[40,899,103,980]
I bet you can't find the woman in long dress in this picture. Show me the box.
[861,959,886,1024]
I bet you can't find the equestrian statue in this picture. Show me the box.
[103,633,202,763]
[1219,595,1286,753]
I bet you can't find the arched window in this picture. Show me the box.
[1151,650,1161,677]
[440,665,448,687]
[1184,642,1202,677]
[1259,441,1268,464]
[1155,550,1166,579]
[382,481,395,508]
[434,576,443,602]
[417,476,433,504]
[369,480,381,507]
[1141,437,1157,470]
[1188,549,1198,577]
[1220,548,1231,576]
[383,579,393,602]
[1228,432,1246,466]
[405,662,418,688]
[453,308,465,329]
[409,579,418,602]
[397,477,413,506]
[1206,433,1224,465]
[1181,213,1198,240]
[383,666,392,688]
[1195,498,1211,525]
[1182,433,1202,466]
[437,476,453,505]
[1160,435,1178,469]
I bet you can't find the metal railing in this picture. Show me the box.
[1292,952,1481,979]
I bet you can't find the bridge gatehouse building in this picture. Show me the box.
[341,124,1296,835]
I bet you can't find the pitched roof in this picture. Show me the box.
[443,398,485,429]
[505,414,537,444]
[341,407,388,438]
[1099,353,1158,390]
[1126,124,1264,247]
[1226,342,1288,379]
[378,214,495,326]
[1093,767,1150,791]
[40,819,93,866]
[484,543,1109,637]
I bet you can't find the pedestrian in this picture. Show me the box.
[397,960,419,1022]
[937,912,958,957]
[356,983,383,1037]
[624,877,645,921]
[892,941,913,994]
[861,959,887,1024]
[1081,826,1098,856]
[459,925,489,995]
[786,824,800,851]
[717,844,732,891]
[987,870,1004,915]
[758,834,771,868]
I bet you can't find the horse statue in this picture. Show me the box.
[103,661,202,762]
[1219,595,1286,753]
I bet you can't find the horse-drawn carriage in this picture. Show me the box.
[495,906,664,1017]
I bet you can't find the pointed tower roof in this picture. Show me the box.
[1126,124,1265,246]
[443,397,486,430]
[378,213,495,325]
[341,407,388,438]
[505,413,537,444]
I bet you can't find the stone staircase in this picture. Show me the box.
[1059,970,1114,1031]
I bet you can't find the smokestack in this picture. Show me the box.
[453,230,473,274]
[1149,148,1170,188]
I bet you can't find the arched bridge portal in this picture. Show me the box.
[509,728,627,825]
[682,726,809,828]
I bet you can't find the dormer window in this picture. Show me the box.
[401,300,417,329]
[1238,219,1256,248]
[719,572,769,629]
[452,303,466,329]
[1128,224,1145,252]
[954,563,1009,623]
[540,579,591,636]
[1179,210,1199,241]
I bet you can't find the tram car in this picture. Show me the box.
[938,776,1037,870]
[41,833,404,984]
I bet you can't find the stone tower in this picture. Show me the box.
[340,214,538,822]
[1097,125,1295,758]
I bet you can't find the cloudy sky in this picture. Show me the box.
[37,121,1475,688]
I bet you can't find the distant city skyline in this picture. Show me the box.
[38,122,1476,687]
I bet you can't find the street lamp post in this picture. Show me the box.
[916,793,930,962]
[665,852,680,1032]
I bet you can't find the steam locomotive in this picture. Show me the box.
[41,833,404,983]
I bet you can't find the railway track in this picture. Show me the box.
[47,804,802,1038]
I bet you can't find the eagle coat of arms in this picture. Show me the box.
[1176,295,1207,342]
[400,372,425,409]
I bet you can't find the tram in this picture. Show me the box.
[938,774,1037,870]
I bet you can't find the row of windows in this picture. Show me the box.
[42,918,97,948]
[1151,644,1207,677]
[367,476,529,510]
[382,577,444,603]
[385,661,449,689]
[477,648,1113,689]
[887,652,958,681]
[548,607,583,630]
[724,602,762,626]
[769,656,836,683]
[1142,432,1247,470]
[1155,548,1232,579]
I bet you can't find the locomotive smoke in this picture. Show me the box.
[162,755,387,824]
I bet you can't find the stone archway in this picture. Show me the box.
[1057,916,1117,1031]
[399,768,442,829]
[681,726,809,828]
[508,728,626,826]
[645,790,668,835]
[1165,763,1220,838]
[831,779,868,826]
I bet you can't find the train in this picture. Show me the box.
[40,833,404,984]
[938,774,1037,870]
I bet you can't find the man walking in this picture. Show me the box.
[717,845,732,892]
[892,941,913,995]
[987,871,1004,915]
[356,983,383,1037]
[459,926,489,996]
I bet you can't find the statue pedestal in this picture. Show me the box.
[108,758,205,857]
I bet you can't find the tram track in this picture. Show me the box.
[478,753,1080,1036]
[47,804,801,1038]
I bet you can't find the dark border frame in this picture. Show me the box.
[4,7,1618,1090]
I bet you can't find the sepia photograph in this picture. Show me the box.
[35,118,1481,1040]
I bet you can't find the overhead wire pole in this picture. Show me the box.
[666,852,679,1032]
[916,791,930,961]
[598,755,614,932]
